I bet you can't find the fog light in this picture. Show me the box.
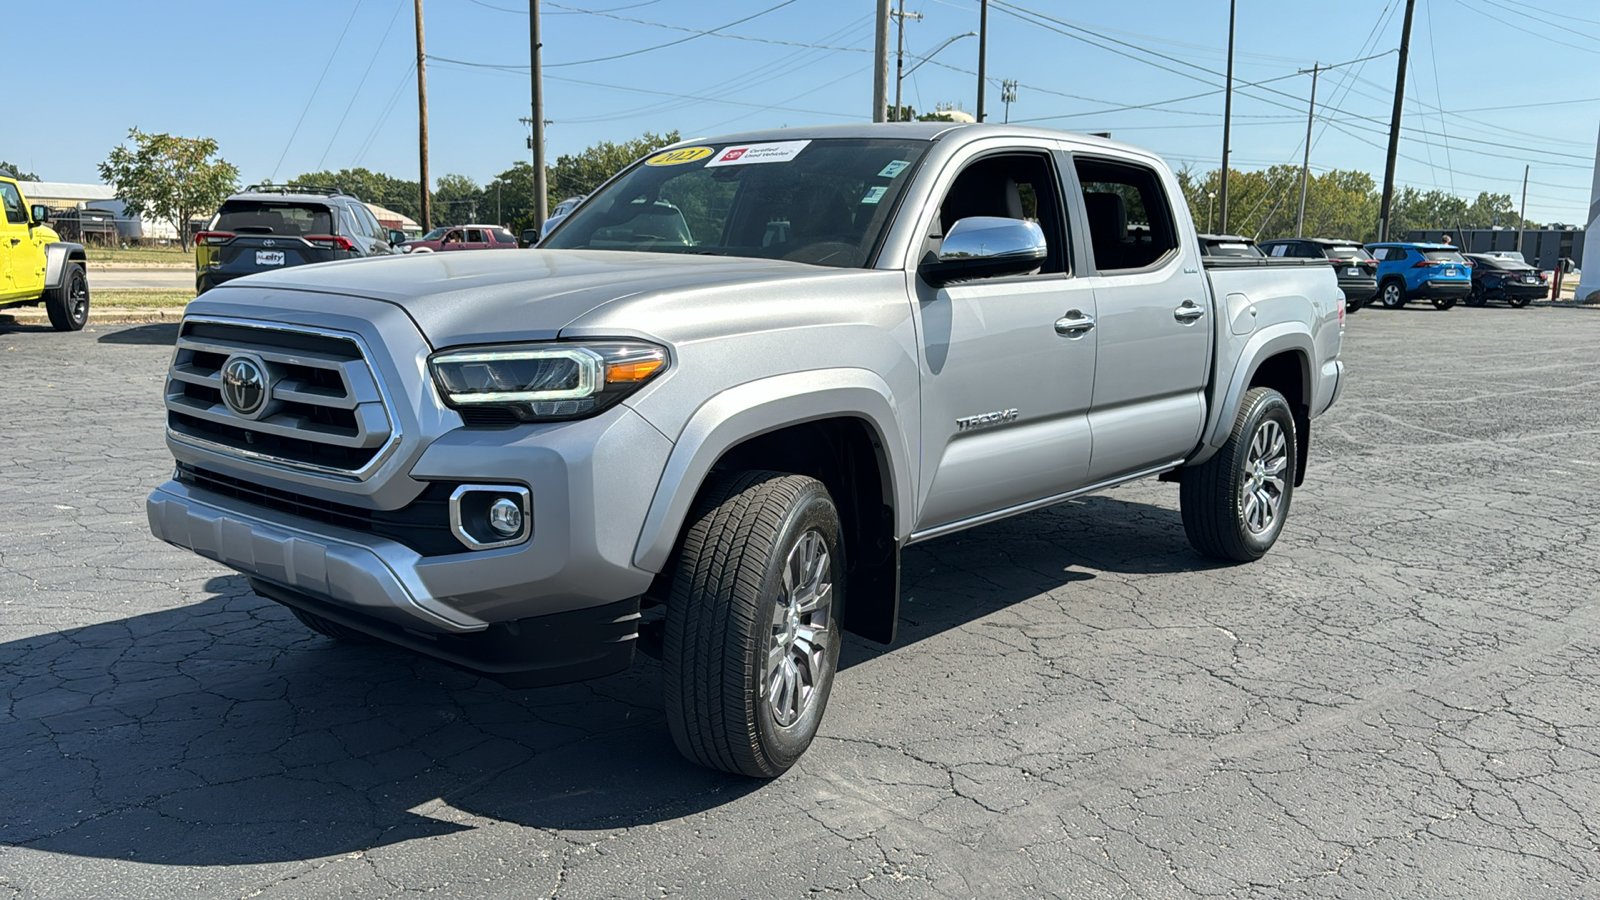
[488,498,523,537]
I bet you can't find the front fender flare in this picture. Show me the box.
[44,242,87,289]
[1194,324,1314,464]
[631,368,914,573]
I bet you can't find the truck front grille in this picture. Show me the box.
[165,318,399,480]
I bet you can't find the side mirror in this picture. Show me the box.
[920,217,1048,286]
[30,204,50,225]
[388,229,406,243]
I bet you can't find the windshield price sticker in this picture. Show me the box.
[645,147,715,166]
[704,140,812,167]
[877,160,910,178]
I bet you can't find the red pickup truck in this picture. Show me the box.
[398,224,519,253]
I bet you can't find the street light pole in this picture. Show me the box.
[892,0,922,122]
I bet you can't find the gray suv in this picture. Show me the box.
[195,184,400,294]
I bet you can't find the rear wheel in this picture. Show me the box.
[1466,283,1485,307]
[1344,293,1364,313]
[1379,280,1407,309]
[44,263,89,331]
[664,470,844,778]
[1509,293,1532,309]
[1181,387,1296,562]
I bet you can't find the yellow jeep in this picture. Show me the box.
[0,173,90,330]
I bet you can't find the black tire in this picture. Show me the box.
[1378,280,1407,309]
[1432,296,1456,311]
[1344,293,1363,314]
[289,607,378,644]
[1509,294,1532,309]
[1180,387,1296,562]
[664,470,844,778]
[1466,283,1485,307]
[44,263,90,331]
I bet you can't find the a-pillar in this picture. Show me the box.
[1578,121,1600,302]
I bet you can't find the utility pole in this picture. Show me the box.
[1378,0,1418,242]
[414,0,431,232]
[976,0,989,122]
[891,0,922,122]
[1295,63,1322,238]
[873,0,890,122]
[1516,164,1529,254]
[530,0,548,228]
[1218,0,1236,234]
[1001,79,1017,123]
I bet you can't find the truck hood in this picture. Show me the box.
[204,249,836,347]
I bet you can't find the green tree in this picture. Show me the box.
[432,173,482,223]
[289,167,420,221]
[0,161,39,181]
[547,130,680,212]
[485,162,541,234]
[99,129,238,251]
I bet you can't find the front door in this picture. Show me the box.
[1072,156,1211,482]
[913,149,1097,534]
[0,182,27,299]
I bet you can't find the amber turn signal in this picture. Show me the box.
[606,357,665,384]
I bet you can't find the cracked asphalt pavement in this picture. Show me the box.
[3,306,1599,898]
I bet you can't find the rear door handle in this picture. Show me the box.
[1054,310,1095,338]
[1174,300,1205,322]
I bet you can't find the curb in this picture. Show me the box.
[2,309,186,325]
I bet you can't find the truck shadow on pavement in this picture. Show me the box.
[2,493,1216,865]
[95,323,180,345]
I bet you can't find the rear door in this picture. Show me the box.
[911,144,1098,534]
[1070,154,1211,482]
[205,200,339,275]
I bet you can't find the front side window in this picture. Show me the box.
[214,201,333,236]
[1,183,27,224]
[1074,157,1179,271]
[934,152,1069,274]
[543,138,930,268]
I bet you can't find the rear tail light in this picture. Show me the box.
[1413,259,1441,268]
[195,232,234,245]
[307,235,355,251]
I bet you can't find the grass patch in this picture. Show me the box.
[84,246,194,265]
[93,289,195,308]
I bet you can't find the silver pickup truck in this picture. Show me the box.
[148,124,1344,777]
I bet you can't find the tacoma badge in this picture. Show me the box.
[956,408,1019,431]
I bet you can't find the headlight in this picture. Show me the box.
[429,340,668,421]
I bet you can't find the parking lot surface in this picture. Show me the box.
[3,306,1598,898]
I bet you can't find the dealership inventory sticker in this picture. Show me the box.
[645,147,714,166]
[860,186,888,204]
[705,140,812,167]
[877,160,910,178]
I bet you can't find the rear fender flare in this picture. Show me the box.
[632,368,913,573]
[1194,324,1313,464]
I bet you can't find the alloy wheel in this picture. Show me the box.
[1240,419,1289,535]
[763,530,833,728]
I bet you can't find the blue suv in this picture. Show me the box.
[1365,242,1472,310]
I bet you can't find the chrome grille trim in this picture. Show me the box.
[164,316,404,482]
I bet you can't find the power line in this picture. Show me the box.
[271,0,365,180]
[318,0,407,171]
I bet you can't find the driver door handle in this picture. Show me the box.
[1054,310,1095,337]
[1174,300,1206,322]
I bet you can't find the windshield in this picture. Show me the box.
[542,138,930,268]
[417,227,451,241]
[214,201,332,236]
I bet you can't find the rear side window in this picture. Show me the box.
[492,227,516,244]
[215,201,333,236]
[1074,158,1178,271]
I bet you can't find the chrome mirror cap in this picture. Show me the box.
[938,216,1048,263]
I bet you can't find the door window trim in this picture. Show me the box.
[1068,153,1183,277]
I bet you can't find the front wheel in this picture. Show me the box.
[1379,281,1407,309]
[44,263,90,331]
[1432,296,1457,311]
[664,471,844,778]
[1180,387,1296,562]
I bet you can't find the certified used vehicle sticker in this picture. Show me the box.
[877,160,910,178]
[860,186,888,205]
[645,147,715,166]
[704,140,812,167]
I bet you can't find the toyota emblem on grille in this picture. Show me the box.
[221,356,270,418]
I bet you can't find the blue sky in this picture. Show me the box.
[8,0,1597,223]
